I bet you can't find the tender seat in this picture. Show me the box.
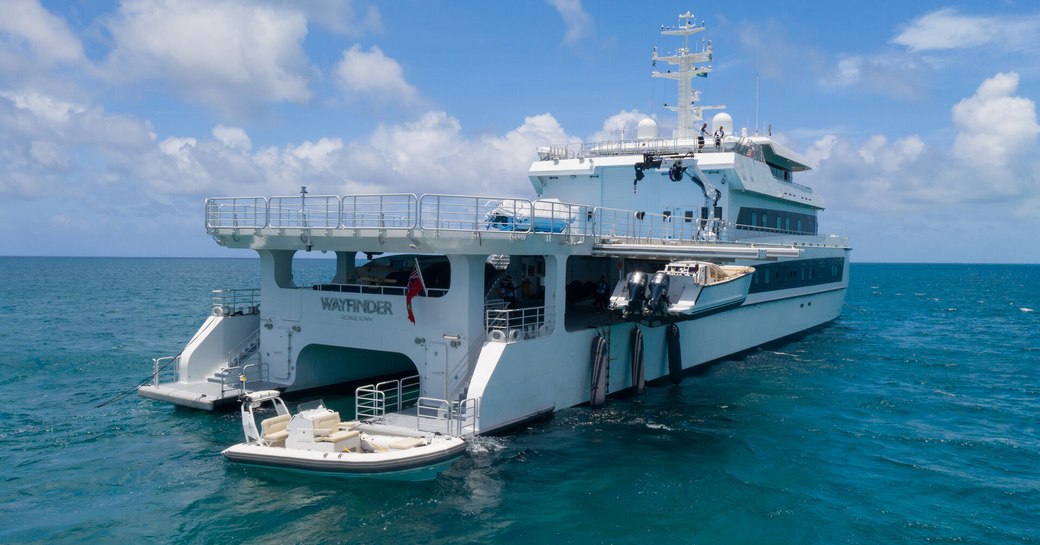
[313,411,361,449]
[260,414,290,446]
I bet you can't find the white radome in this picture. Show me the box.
[637,117,659,140]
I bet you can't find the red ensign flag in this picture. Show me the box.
[405,264,425,324]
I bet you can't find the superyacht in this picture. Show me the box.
[140,11,850,440]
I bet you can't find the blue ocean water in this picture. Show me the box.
[1,258,1037,544]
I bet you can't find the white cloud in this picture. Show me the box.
[0,90,85,125]
[892,8,1040,52]
[0,91,157,198]
[334,44,419,105]
[891,8,996,52]
[227,109,567,195]
[283,0,382,36]
[291,138,345,171]
[347,111,567,195]
[104,0,311,116]
[0,0,83,70]
[0,95,569,200]
[213,125,252,152]
[821,54,929,100]
[588,109,648,142]
[952,72,1039,173]
[806,72,1040,214]
[802,134,838,168]
[853,134,924,170]
[547,0,592,44]
[736,20,931,101]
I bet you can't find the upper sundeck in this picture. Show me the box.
[204,191,848,260]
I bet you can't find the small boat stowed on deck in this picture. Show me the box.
[223,387,466,480]
[609,261,755,323]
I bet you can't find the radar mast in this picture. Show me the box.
[652,11,724,139]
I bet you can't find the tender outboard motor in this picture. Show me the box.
[644,271,670,316]
[619,271,648,317]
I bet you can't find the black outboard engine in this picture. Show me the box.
[644,271,670,316]
[621,271,648,317]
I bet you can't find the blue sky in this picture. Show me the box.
[2,1,1039,262]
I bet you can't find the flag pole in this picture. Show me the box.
[413,257,427,294]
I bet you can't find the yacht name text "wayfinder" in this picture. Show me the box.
[319,297,393,315]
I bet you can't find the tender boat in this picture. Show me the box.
[610,261,755,322]
[484,198,575,233]
[222,389,466,480]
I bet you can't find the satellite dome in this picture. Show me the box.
[636,118,658,140]
[712,112,733,135]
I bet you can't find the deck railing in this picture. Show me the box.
[268,194,341,228]
[593,207,728,243]
[355,375,421,419]
[418,194,517,232]
[211,289,260,316]
[341,194,418,230]
[544,135,741,160]
[205,193,844,247]
[227,362,269,398]
[485,305,552,342]
[417,396,480,436]
[151,355,180,387]
[206,196,268,229]
[207,194,591,236]
[206,194,419,231]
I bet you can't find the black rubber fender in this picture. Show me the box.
[590,335,609,407]
[666,323,682,384]
[631,326,645,395]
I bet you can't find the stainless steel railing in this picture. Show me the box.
[417,396,480,436]
[355,375,421,420]
[211,289,260,316]
[206,194,419,230]
[151,355,180,387]
[205,192,845,247]
[592,207,728,243]
[485,305,552,342]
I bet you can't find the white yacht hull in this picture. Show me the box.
[469,285,846,433]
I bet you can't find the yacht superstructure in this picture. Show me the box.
[139,12,849,437]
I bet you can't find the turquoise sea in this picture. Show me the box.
[1,258,1037,544]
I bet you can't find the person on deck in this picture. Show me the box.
[595,276,609,312]
[499,276,517,309]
